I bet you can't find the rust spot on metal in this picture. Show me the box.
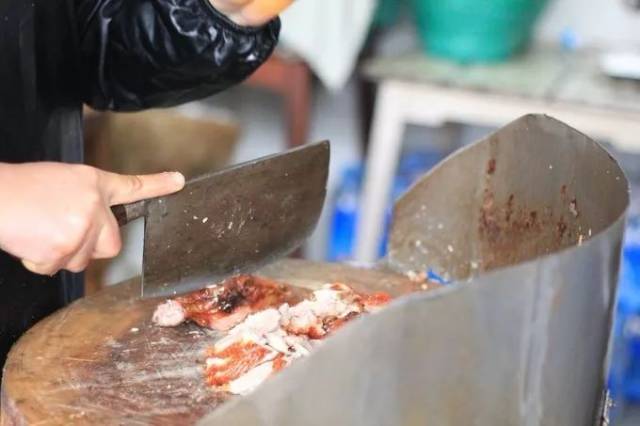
[479,189,500,242]
[557,216,567,239]
[486,158,496,175]
[569,198,579,218]
[505,194,515,222]
[477,184,581,271]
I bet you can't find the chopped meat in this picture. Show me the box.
[205,333,277,388]
[310,288,350,317]
[194,305,252,331]
[152,300,185,327]
[272,354,288,371]
[152,275,300,331]
[199,280,393,395]
[154,275,395,396]
[362,292,393,313]
[323,310,361,335]
[230,308,281,336]
[278,303,291,324]
[284,300,325,339]
[265,330,290,354]
[227,360,276,396]
[283,334,312,357]
[281,284,375,338]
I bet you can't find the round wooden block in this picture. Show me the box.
[1,278,228,425]
[1,260,422,425]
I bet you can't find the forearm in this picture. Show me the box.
[0,164,11,223]
[209,0,294,27]
[0,163,17,206]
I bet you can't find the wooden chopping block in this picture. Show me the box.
[1,278,226,426]
[0,260,423,425]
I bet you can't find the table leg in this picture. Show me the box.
[245,54,312,149]
[284,62,312,148]
[355,82,407,263]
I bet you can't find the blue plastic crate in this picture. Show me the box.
[327,150,445,262]
[327,166,362,262]
[608,187,640,420]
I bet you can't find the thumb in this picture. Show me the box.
[100,170,185,205]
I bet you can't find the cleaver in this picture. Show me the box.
[110,141,330,299]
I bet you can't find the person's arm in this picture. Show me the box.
[209,0,294,27]
[75,0,292,111]
[0,163,184,275]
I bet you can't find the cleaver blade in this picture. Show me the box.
[111,141,330,299]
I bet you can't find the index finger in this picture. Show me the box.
[100,170,185,205]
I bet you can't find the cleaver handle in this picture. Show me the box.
[111,201,146,227]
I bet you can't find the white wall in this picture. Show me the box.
[535,0,640,47]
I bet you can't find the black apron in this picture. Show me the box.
[0,0,279,371]
[0,0,84,369]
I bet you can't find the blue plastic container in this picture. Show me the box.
[608,187,640,421]
[327,166,363,262]
[327,150,447,262]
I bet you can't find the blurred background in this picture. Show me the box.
[83,0,640,423]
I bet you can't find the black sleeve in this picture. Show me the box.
[75,0,280,111]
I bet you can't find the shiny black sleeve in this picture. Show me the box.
[75,0,280,111]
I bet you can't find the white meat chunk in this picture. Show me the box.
[285,300,324,337]
[284,334,313,357]
[152,300,186,327]
[213,331,266,353]
[227,361,275,395]
[206,357,229,368]
[278,303,291,323]
[309,288,348,317]
[230,308,281,336]
[265,330,290,354]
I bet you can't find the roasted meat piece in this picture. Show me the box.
[202,282,393,395]
[152,275,302,331]
[153,275,395,396]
